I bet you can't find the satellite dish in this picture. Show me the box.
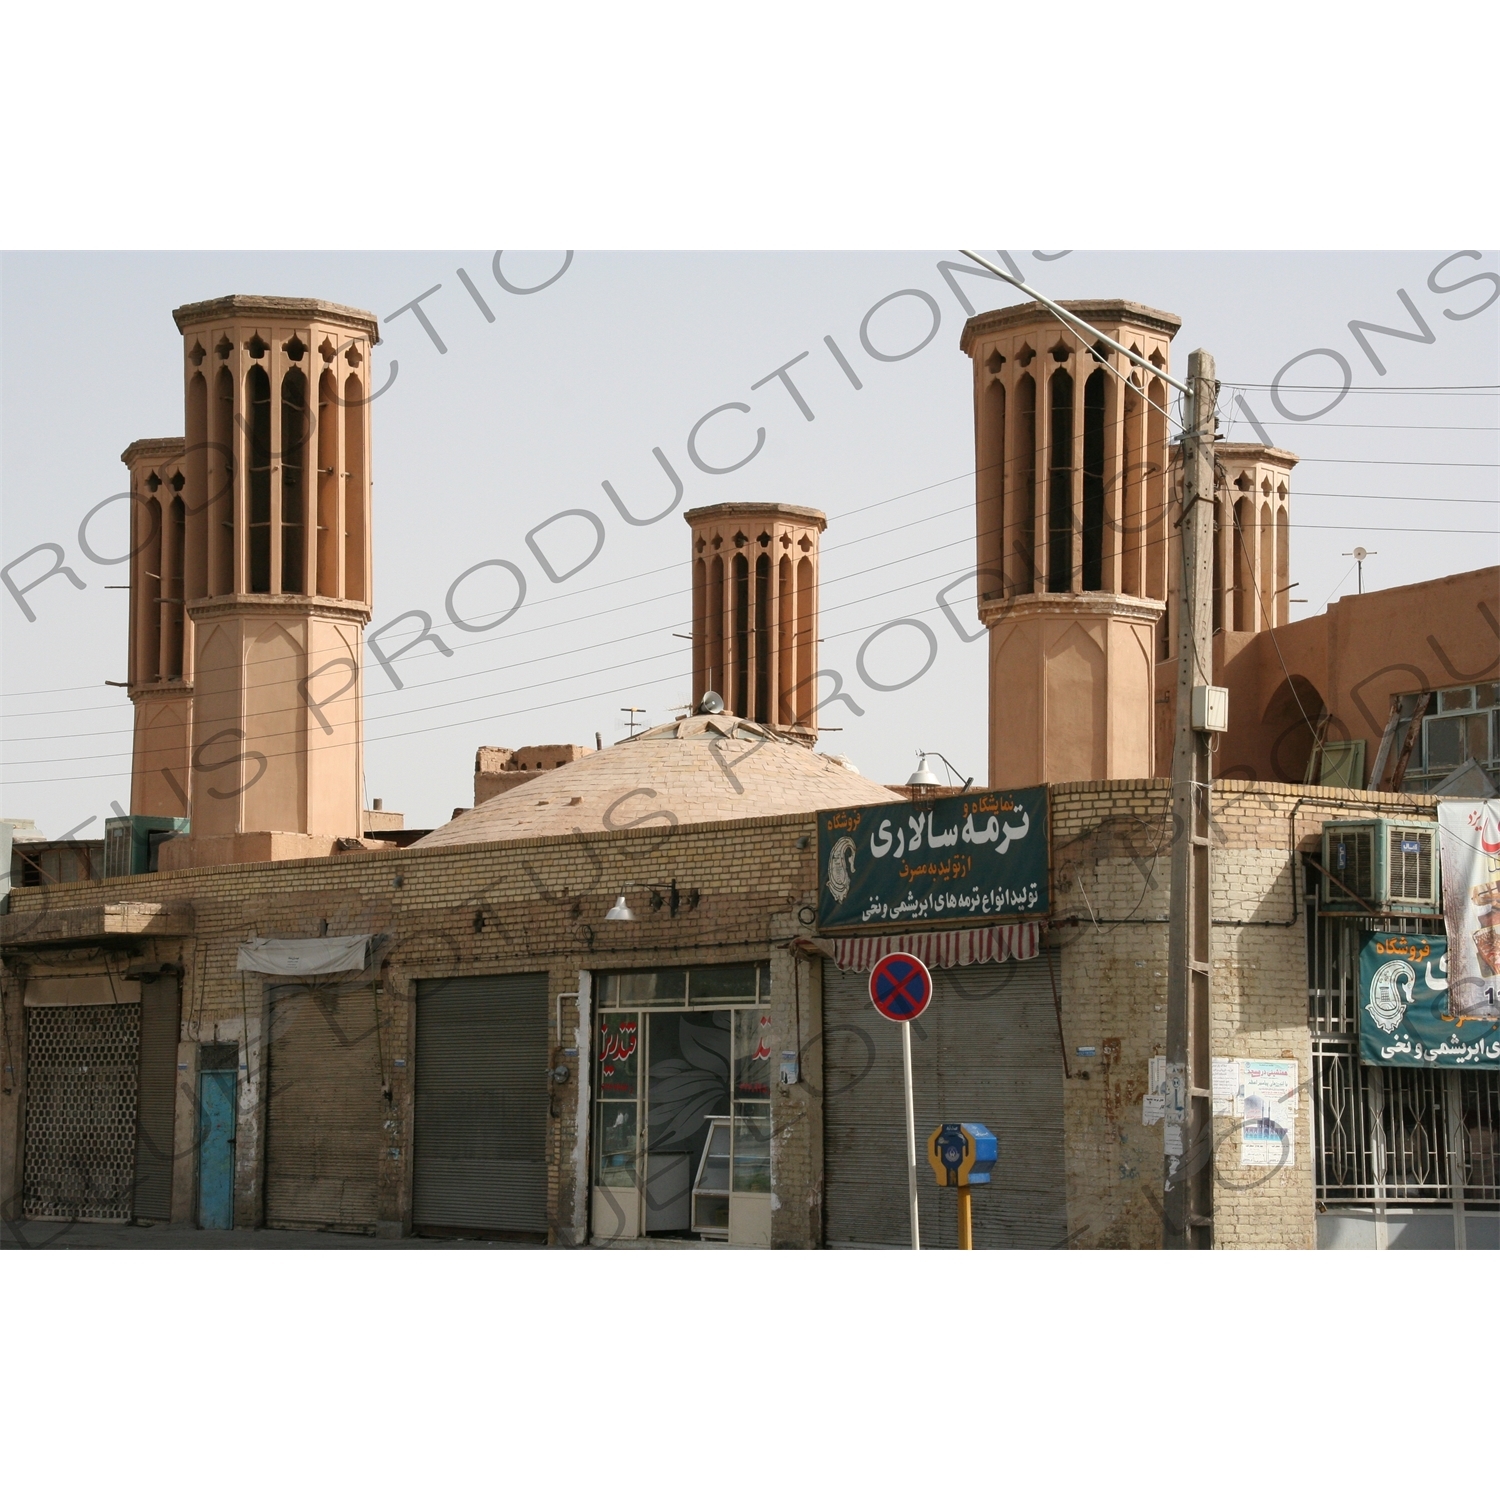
[698,690,725,715]
[1352,546,1367,560]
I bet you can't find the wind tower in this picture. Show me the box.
[685,503,825,745]
[122,437,192,819]
[156,296,379,869]
[960,300,1181,789]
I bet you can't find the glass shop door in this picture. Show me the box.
[591,1002,772,1244]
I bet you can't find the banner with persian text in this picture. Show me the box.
[817,786,1048,934]
[1359,930,1500,1068]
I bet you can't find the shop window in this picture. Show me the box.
[598,963,769,1008]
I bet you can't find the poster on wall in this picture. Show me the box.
[1238,1058,1297,1168]
[817,786,1048,933]
[1359,930,1500,1067]
[1437,799,1500,1024]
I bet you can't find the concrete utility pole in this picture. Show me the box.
[1164,349,1217,1250]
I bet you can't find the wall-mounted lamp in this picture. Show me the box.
[604,879,699,922]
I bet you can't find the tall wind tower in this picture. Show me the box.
[137,295,380,869]
[960,300,1181,789]
[685,502,825,745]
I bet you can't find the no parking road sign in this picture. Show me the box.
[869,952,933,1023]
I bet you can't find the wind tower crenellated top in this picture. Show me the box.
[684,502,826,746]
[173,296,380,611]
[961,298,1181,621]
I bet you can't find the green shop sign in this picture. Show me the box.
[1359,931,1500,1068]
[817,787,1049,933]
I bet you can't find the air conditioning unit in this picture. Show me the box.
[1320,818,1439,914]
[104,815,189,877]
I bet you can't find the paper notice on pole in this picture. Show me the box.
[1211,1056,1243,1117]
[1163,1124,1184,1157]
[1239,1058,1298,1167]
[1143,1055,1166,1123]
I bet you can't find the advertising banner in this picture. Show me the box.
[1437,799,1500,1024]
[817,786,1048,933]
[1359,930,1500,1067]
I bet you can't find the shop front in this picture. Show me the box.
[591,962,774,1246]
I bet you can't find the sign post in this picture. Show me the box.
[869,952,933,1251]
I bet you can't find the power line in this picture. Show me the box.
[4,446,1494,717]
[1294,458,1497,468]
[1234,383,1499,393]
[1225,420,1499,432]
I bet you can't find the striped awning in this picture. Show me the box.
[832,921,1042,972]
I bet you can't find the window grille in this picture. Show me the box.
[1306,862,1499,1212]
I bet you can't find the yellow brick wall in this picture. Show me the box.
[7,778,1436,1248]
[1047,778,1437,1250]
[4,812,827,1245]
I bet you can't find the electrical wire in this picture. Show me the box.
[5,426,1494,722]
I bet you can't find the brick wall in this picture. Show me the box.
[3,812,827,1246]
[6,778,1437,1248]
[1047,778,1437,1250]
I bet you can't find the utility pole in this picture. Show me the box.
[1164,349,1217,1250]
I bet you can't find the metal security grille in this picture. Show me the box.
[23,1003,141,1221]
[822,958,1066,1249]
[413,973,549,1236]
[1307,872,1499,1212]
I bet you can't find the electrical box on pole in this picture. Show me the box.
[1164,349,1217,1250]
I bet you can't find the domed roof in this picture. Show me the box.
[412,713,904,849]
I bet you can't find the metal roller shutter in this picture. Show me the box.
[132,975,181,1222]
[823,956,1067,1249]
[265,983,383,1231]
[23,1002,141,1222]
[413,973,548,1235]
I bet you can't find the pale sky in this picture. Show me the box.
[3,249,1497,837]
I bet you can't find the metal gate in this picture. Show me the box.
[822,957,1067,1248]
[1308,887,1499,1247]
[413,973,549,1236]
[265,983,384,1231]
[23,1002,141,1222]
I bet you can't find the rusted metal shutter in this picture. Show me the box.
[132,974,180,1222]
[413,973,548,1236]
[23,1002,141,1222]
[822,957,1067,1248]
[265,984,383,1231]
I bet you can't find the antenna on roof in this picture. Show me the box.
[621,707,646,735]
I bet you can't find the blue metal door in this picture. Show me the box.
[198,1070,236,1229]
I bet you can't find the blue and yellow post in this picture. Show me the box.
[926,1122,998,1249]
